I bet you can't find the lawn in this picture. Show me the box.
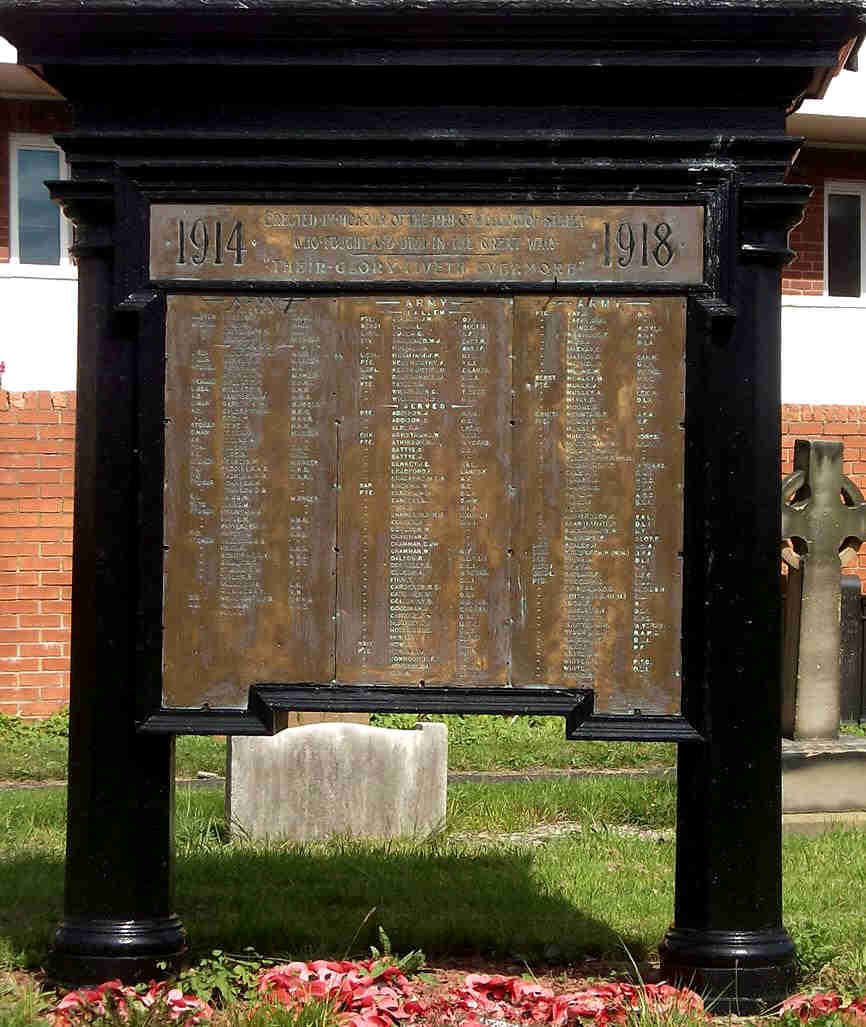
[0,712,676,782]
[0,782,864,999]
[1,711,865,1022]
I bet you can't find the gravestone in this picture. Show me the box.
[1,0,863,1012]
[227,721,447,842]
[782,439,866,738]
[780,439,866,823]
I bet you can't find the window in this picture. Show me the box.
[825,182,866,298]
[8,134,72,267]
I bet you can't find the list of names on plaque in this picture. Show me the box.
[512,297,684,714]
[163,293,683,714]
[163,296,338,708]
[337,297,510,685]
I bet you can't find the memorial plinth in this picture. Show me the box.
[0,0,862,1010]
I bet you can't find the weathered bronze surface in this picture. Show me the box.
[337,297,511,685]
[511,297,685,715]
[150,204,704,285]
[163,295,339,708]
[163,294,684,713]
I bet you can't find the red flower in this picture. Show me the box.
[51,981,212,1027]
[780,993,844,1022]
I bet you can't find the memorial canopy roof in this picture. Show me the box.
[0,0,863,106]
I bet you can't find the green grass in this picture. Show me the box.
[1,782,864,992]
[371,713,677,772]
[2,708,862,783]
[840,721,866,738]
[446,776,676,833]
[0,711,676,781]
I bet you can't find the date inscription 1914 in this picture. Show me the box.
[151,205,703,284]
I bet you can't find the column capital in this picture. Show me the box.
[739,182,814,268]
[48,180,115,256]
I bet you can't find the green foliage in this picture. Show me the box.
[227,996,342,1027]
[0,976,54,1027]
[779,1013,853,1027]
[807,943,866,999]
[840,721,866,738]
[789,918,845,978]
[174,737,227,779]
[0,710,69,741]
[0,712,70,782]
[368,926,425,977]
[169,948,271,1005]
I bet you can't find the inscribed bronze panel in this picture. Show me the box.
[337,297,511,684]
[150,205,704,286]
[511,296,685,714]
[163,295,338,709]
[163,292,683,713]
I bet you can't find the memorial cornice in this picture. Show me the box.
[0,0,862,104]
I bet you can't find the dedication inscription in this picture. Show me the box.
[163,292,686,714]
[150,204,704,286]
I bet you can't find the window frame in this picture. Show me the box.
[824,179,866,300]
[7,132,74,272]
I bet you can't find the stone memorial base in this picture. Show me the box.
[782,737,866,828]
[227,721,447,842]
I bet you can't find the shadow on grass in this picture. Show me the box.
[0,852,64,969]
[175,843,646,964]
[0,843,646,970]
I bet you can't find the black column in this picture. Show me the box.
[659,182,812,1013]
[50,183,186,985]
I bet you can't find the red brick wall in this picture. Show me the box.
[0,99,74,262]
[783,403,866,590]
[0,391,75,717]
[783,146,866,297]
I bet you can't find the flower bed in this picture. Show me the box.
[46,962,866,1027]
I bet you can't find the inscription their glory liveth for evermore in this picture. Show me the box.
[150,204,704,284]
[153,205,698,716]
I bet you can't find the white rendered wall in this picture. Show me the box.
[0,274,860,402]
[0,269,77,391]
[782,297,866,404]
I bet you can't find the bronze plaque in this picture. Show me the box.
[337,297,511,685]
[150,204,704,285]
[163,295,339,708]
[511,297,684,714]
[163,294,683,713]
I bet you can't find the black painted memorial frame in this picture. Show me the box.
[2,0,861,1009]
[55,153,799,1004]
[132,187,719,742]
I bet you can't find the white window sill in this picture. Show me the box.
[782,294,866,309]
[0,262,78,281]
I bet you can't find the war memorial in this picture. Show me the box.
[0,0,863,1011]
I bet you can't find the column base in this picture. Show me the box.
[52,916,187,986]
[658,927,796,1014]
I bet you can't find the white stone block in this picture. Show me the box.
[226,721,447,842]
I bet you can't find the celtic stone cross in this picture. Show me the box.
[782,439,866,739]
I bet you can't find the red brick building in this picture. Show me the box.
[1,41,74,715]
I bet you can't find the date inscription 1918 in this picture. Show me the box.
[151,204,703,285]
